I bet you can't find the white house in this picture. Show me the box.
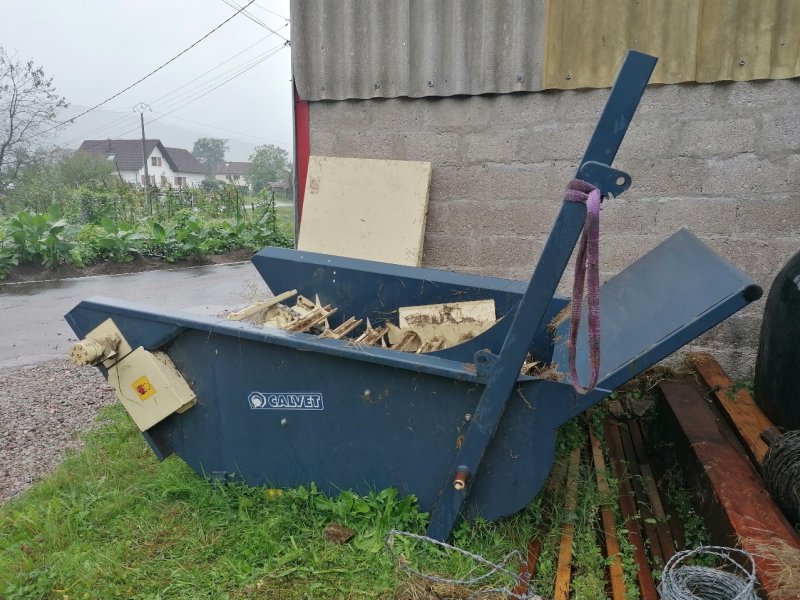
[215,161,252,191]
[77,139,206,188]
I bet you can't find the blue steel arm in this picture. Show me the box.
[425,50,658,541]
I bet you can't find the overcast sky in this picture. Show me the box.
[0,0,293,160]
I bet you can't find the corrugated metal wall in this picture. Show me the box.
[292,0,800,101]
[544,0,800,89]
[291,0,546,101]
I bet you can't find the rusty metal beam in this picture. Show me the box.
[659,378,800,597]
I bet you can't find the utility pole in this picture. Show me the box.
[134,103,152,214]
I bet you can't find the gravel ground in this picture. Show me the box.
[0,359,116,504]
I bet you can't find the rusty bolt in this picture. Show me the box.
[453,467,470,490]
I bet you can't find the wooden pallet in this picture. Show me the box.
[513,354,800,599]
[513,420,684,600]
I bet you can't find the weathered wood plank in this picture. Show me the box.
[511,457,569,599]
[553,447,581,600]
[628,420,677,561]
[690,351,772,464]
[618,422,665,566]
[510,539,542,599]
[603,419,659,600]
[589,428,626,600]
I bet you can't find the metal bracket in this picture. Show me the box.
[473,350,498,378]
[577,161,632,199]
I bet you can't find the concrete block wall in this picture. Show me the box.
[308,78,800,377]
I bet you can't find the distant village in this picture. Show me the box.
[77,139,260,191]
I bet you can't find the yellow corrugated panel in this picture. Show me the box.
[543,0,800,89]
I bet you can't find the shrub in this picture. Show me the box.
[4,205,78,269]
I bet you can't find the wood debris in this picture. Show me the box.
[257,293,336,334]
[417,338,445,354]
[226,289,298,321]
[522,355,561,381]
[323,522,355,544]
[392,330,422,352]
[319,317,363,340]
[354,319,388,347]
[263,304,296,329]
[239,292,557,375]
[285,304,337,333]
[521,358,543,375]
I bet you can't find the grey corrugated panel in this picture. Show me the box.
[291,0,545,101]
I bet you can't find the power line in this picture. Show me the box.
[110,44,287,139]
[151,112,291,147]
[128,48,275,119]
[107,43,284,135]
[148,26,286,106]
[64,111,137,145]
[252,2,289,20]
[220,0,289,42]
[44,0,255,134]
[64,27,287,145]
[144,41,286,112]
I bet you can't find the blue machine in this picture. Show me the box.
[65,51,762,541]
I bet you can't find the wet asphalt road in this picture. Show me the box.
[0,262,271,373]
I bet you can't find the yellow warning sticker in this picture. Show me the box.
[131,376,156,401]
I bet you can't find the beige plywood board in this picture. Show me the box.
[398,299,496,328]
[298,156,432,266]
[392,299,497,348]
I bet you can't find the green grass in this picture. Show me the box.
[0,400,663,599]
[0,406,549,599]
[275,203,295,241]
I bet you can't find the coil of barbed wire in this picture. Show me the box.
[763,429,800,521]
[658,546,758,600]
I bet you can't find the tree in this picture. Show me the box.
[0,47,68,190]
[248,144,290,194]
[5,151,115,215]
[59,151,115,187]
[192,137,229,176]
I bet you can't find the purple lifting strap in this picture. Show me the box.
[563,179,601,394]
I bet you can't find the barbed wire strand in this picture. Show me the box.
[658,546,759,600]
[386,529,547,600]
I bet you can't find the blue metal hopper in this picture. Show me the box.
[65,51,762,541]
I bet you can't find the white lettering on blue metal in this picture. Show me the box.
[248,392,324,410]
